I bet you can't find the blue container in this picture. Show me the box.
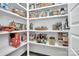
[1,3,9,10]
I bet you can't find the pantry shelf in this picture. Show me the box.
[29,41,68,49]
[0,30,27,34]
[0,8,27,20]
[29,30,69,32]
[0,3,70,56]
[29,4,67,11]
[0,42,27,56]
[29,14,68,20]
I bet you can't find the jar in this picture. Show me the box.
[19,10,25,17]
[48,37,55,45]
[53,10,59,15]
[15,9,19,14]
[63,36,68,46]
[57,33,63,46]
[11,9,16,13]
[57,38,63,46]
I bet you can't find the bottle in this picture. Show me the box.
[60,8,65,15]
[30,23,33,30]
[64,18,70,30]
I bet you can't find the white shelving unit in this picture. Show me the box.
[0,3,27,56]
[29,3,69,56]
[1,3,79,56]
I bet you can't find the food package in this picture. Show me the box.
[21,33,27,42]
[9,33,21,48]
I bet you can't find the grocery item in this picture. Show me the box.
[9,21,16,29]
[48,36,55,45]
[49,9,59,16]
[36,3,53,8]
[35,26,48,30]
[49,9,53,16]
[20,24,23,30]
[23,24,27,30]
[2,26,15,32]
[21,33,27,42]
[30,23,33,30]
[62,33,68,46]
[9,33,21,48]
[11,8,26,17]
[0,23,16,32]
[16,23,21,30]
[29,11,37,18]
[64,18,70,30]
[0,3,9,10]
[34,3,54,8]
[11,9,18,13]
[18,10,26,17]
[39,9,48,17]
[58,33,63,46]
[29,3,35,9]
[16,23,27,30]
[30,33,36,41]
[41,34,47,44]
[57,33,68,46]
[35,33,47,44]
[60,8,66,15]
[0,24,4,31]
[53,9,59,15]
[0,21,26,32]
[36,3,41,8]
[52,22,62,30]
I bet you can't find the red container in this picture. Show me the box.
[2,26,15,32]
[9,33,21,48]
